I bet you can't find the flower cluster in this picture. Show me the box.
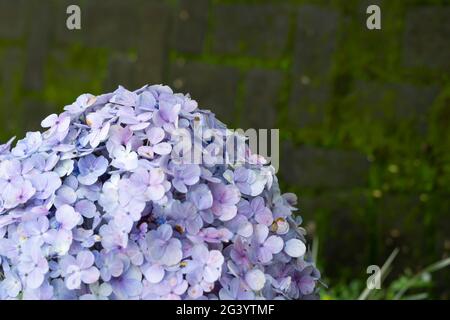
[0,85,320,300]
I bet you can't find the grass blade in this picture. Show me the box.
[358,248,399,300]
[393,257,450,300]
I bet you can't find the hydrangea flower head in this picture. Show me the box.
[0,84,320,300]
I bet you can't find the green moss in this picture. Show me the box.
[43,44,109,107]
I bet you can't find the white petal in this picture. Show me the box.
[284,239,306,258]
[245,269,266,291]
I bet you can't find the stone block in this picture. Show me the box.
[288,78,331,128]
[168,61,240,125]
[280,142,370,189]
[300,192,370,280]
[212,3,290,59]
[404,6,450,71]
[172,0,209,54]
[240,69,283,129]
[0,0,26,39]
[293,5,339,79]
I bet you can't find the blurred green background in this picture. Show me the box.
[0,0,449,299]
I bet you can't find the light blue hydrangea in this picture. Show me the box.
[0,84,320,300]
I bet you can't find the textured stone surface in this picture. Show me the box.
[351,82,439,134]
[169,61,240,125]
[22,98,55,134]
[56,0,168,51]
[280,142,370,189]
[394,85,439,117]
[104,54,138,91]
[23,0,53,91]
[0,0,26,39]
[83,0,141,49]
[240,69,283,129]
[172,0,209,54]
[0,48,24,136]
[301,192,370,279]
[212,3,290,59]
[289,79,331,128]
[136,2,171,85]
[404,7,450,71]
[376,195,429,269]
[293,5,339,79]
